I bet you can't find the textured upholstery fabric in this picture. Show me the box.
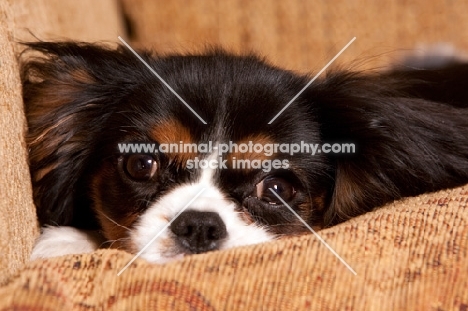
[0,0,124,284]
[1,185,467,310]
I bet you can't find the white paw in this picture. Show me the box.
[31,226,104,260]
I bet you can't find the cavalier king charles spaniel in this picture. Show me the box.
[21,42,468,263]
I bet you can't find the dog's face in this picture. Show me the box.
[23,43,333,263]
[87,52,332,263]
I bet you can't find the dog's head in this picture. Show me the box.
[26,41,449,263]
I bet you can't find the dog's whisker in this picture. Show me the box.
[101,237,131,249]
[136,197,153,205]
[96,210,131,232]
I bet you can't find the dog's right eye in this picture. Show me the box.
[123,154,158,181]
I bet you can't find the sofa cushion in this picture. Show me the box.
[1,184,467,309]
[0,0,125,284]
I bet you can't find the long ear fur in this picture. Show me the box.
[21,42,143,227]
[308,67,468,225]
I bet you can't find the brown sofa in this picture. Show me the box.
[1,1,467,309]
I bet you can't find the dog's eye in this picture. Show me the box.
[123,154,157,181]
[256,176,296,204]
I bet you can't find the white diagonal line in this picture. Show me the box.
[118,36,207,124]
[268,37,356,124]
[117,187,206,276]
[268,188,357,275]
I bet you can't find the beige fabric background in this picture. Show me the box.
[121,0,468,72]
[0,0,125,284]
[0,0,37,286]
[0,0,467,309]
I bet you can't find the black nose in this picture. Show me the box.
[170,210,227,254]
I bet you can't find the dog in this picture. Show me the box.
[22,41,468,263]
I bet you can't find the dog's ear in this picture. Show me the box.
[306,70,468,226]
[306,72,400,225]
[21,42,140,227]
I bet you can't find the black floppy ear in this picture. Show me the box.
[307,69,468,226]
[21,42,139,227]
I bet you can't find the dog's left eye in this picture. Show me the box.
[123,154,158,181]
[256,176,296,204]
